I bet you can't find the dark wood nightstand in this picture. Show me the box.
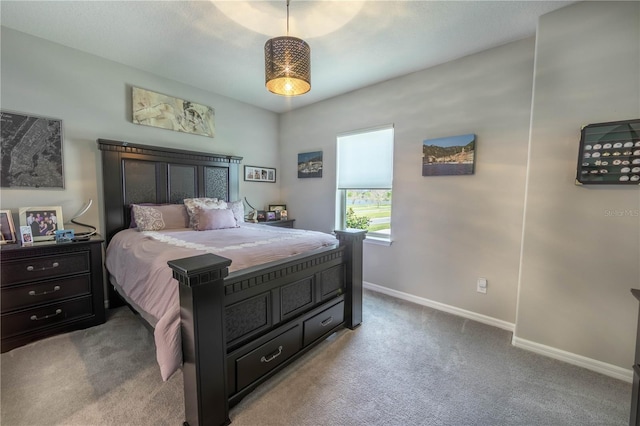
[258,219,295,228]
[0,235,105,352]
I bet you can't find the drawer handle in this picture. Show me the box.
[26,262,60,272]
[260,346,283,363]
[30,309,63,321]
[320,316,334,327]
[28,286,61,296]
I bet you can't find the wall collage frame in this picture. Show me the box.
[576,119,640,185]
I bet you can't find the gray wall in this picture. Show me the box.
[279,37,535,326]
[516,1,640,370]
[0,27,281,234]
[279,1,639,373]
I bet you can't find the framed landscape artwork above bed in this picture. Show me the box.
[132,87,215,138]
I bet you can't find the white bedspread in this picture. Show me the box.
[105,223,338,380]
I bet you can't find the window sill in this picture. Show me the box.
[364,236,392,246]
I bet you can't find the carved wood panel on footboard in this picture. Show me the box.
[170,229,365,426]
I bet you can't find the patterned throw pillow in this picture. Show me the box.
[130,204,189,230]
[227,200,244,223]
[131,204,165,231]
[193,207,238,231]
[183,198,228,229]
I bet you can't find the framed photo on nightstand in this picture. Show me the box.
[19,226,33,246]
[0,210,16,244]
[19,206,64,242]
[268,204,286,220]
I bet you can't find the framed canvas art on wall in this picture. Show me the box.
[132,87,215,138]
[422,134,476,176]
[298,151,323,178]
[0,111,64,189]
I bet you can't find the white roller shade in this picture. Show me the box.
[337,126,394,189]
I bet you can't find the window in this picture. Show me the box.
[336,125,394,240]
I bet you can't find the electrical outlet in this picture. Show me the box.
[477,277,487,294]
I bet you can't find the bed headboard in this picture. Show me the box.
[98,139,242,243]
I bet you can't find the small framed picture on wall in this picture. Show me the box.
[298,151,323,178]
[244,165,276,183]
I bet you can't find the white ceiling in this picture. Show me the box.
[0,1,575,113]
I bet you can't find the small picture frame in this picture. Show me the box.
[268,204,287,213]
[19,206,64,242]
[266,211,277,221]
[0,210,17,244]
[256,210,266,222]
[244,165,276,183]
[20,225,33,246]
[268,204,286,220]
[280,210,288,220]
[55,229,75,244]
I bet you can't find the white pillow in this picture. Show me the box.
[227,200,245,224]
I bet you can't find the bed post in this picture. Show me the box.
[334,229,366,329]
[168,253,233,426]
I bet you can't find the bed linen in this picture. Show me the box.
[105,223,338,380]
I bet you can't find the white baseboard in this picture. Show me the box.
[363,281,515,332]
[363,281,633,383]
[512,336,633,383]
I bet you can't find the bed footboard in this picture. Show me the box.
[168,229,366,426]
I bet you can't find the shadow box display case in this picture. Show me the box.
[576,119,640,185]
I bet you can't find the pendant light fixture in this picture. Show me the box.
[264,0,311,96]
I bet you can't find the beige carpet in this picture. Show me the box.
[1,289,630,425]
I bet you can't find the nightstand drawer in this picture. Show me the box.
[236,325,301,391]
[1,296,94,338]
[303,301,344,347]
[1,275,91,312]
[1,252,90,286]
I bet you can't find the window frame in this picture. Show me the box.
[335,125,394,242]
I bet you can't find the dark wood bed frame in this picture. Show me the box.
[98,139,365,426]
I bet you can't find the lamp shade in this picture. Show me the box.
[265,36,311,96]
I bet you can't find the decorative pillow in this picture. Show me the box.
[129,203,160,228]
[184,198,228,229]
[131,204,189,231]
[193,207,238,231]
[227,200,245,224]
